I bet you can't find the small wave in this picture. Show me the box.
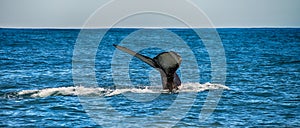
[14,83,229,98]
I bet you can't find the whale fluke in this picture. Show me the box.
[113,44,181,92]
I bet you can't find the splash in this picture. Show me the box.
[179,83,230,92]
[14,83,229,98]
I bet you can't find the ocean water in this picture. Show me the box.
[0,28,299,127]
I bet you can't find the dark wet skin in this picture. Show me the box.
[113,44,182,92]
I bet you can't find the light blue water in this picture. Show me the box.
[0,28,299,127]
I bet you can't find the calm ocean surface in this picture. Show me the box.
[0,28,299,127]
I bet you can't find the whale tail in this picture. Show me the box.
[113,44,181,92]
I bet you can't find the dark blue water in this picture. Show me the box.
[0,28,299,127]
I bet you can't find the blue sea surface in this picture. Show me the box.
[0,28,299,127]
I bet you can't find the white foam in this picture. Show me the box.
[179,82,230,92]
[16,83,229,98]
[17,86,110,98]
